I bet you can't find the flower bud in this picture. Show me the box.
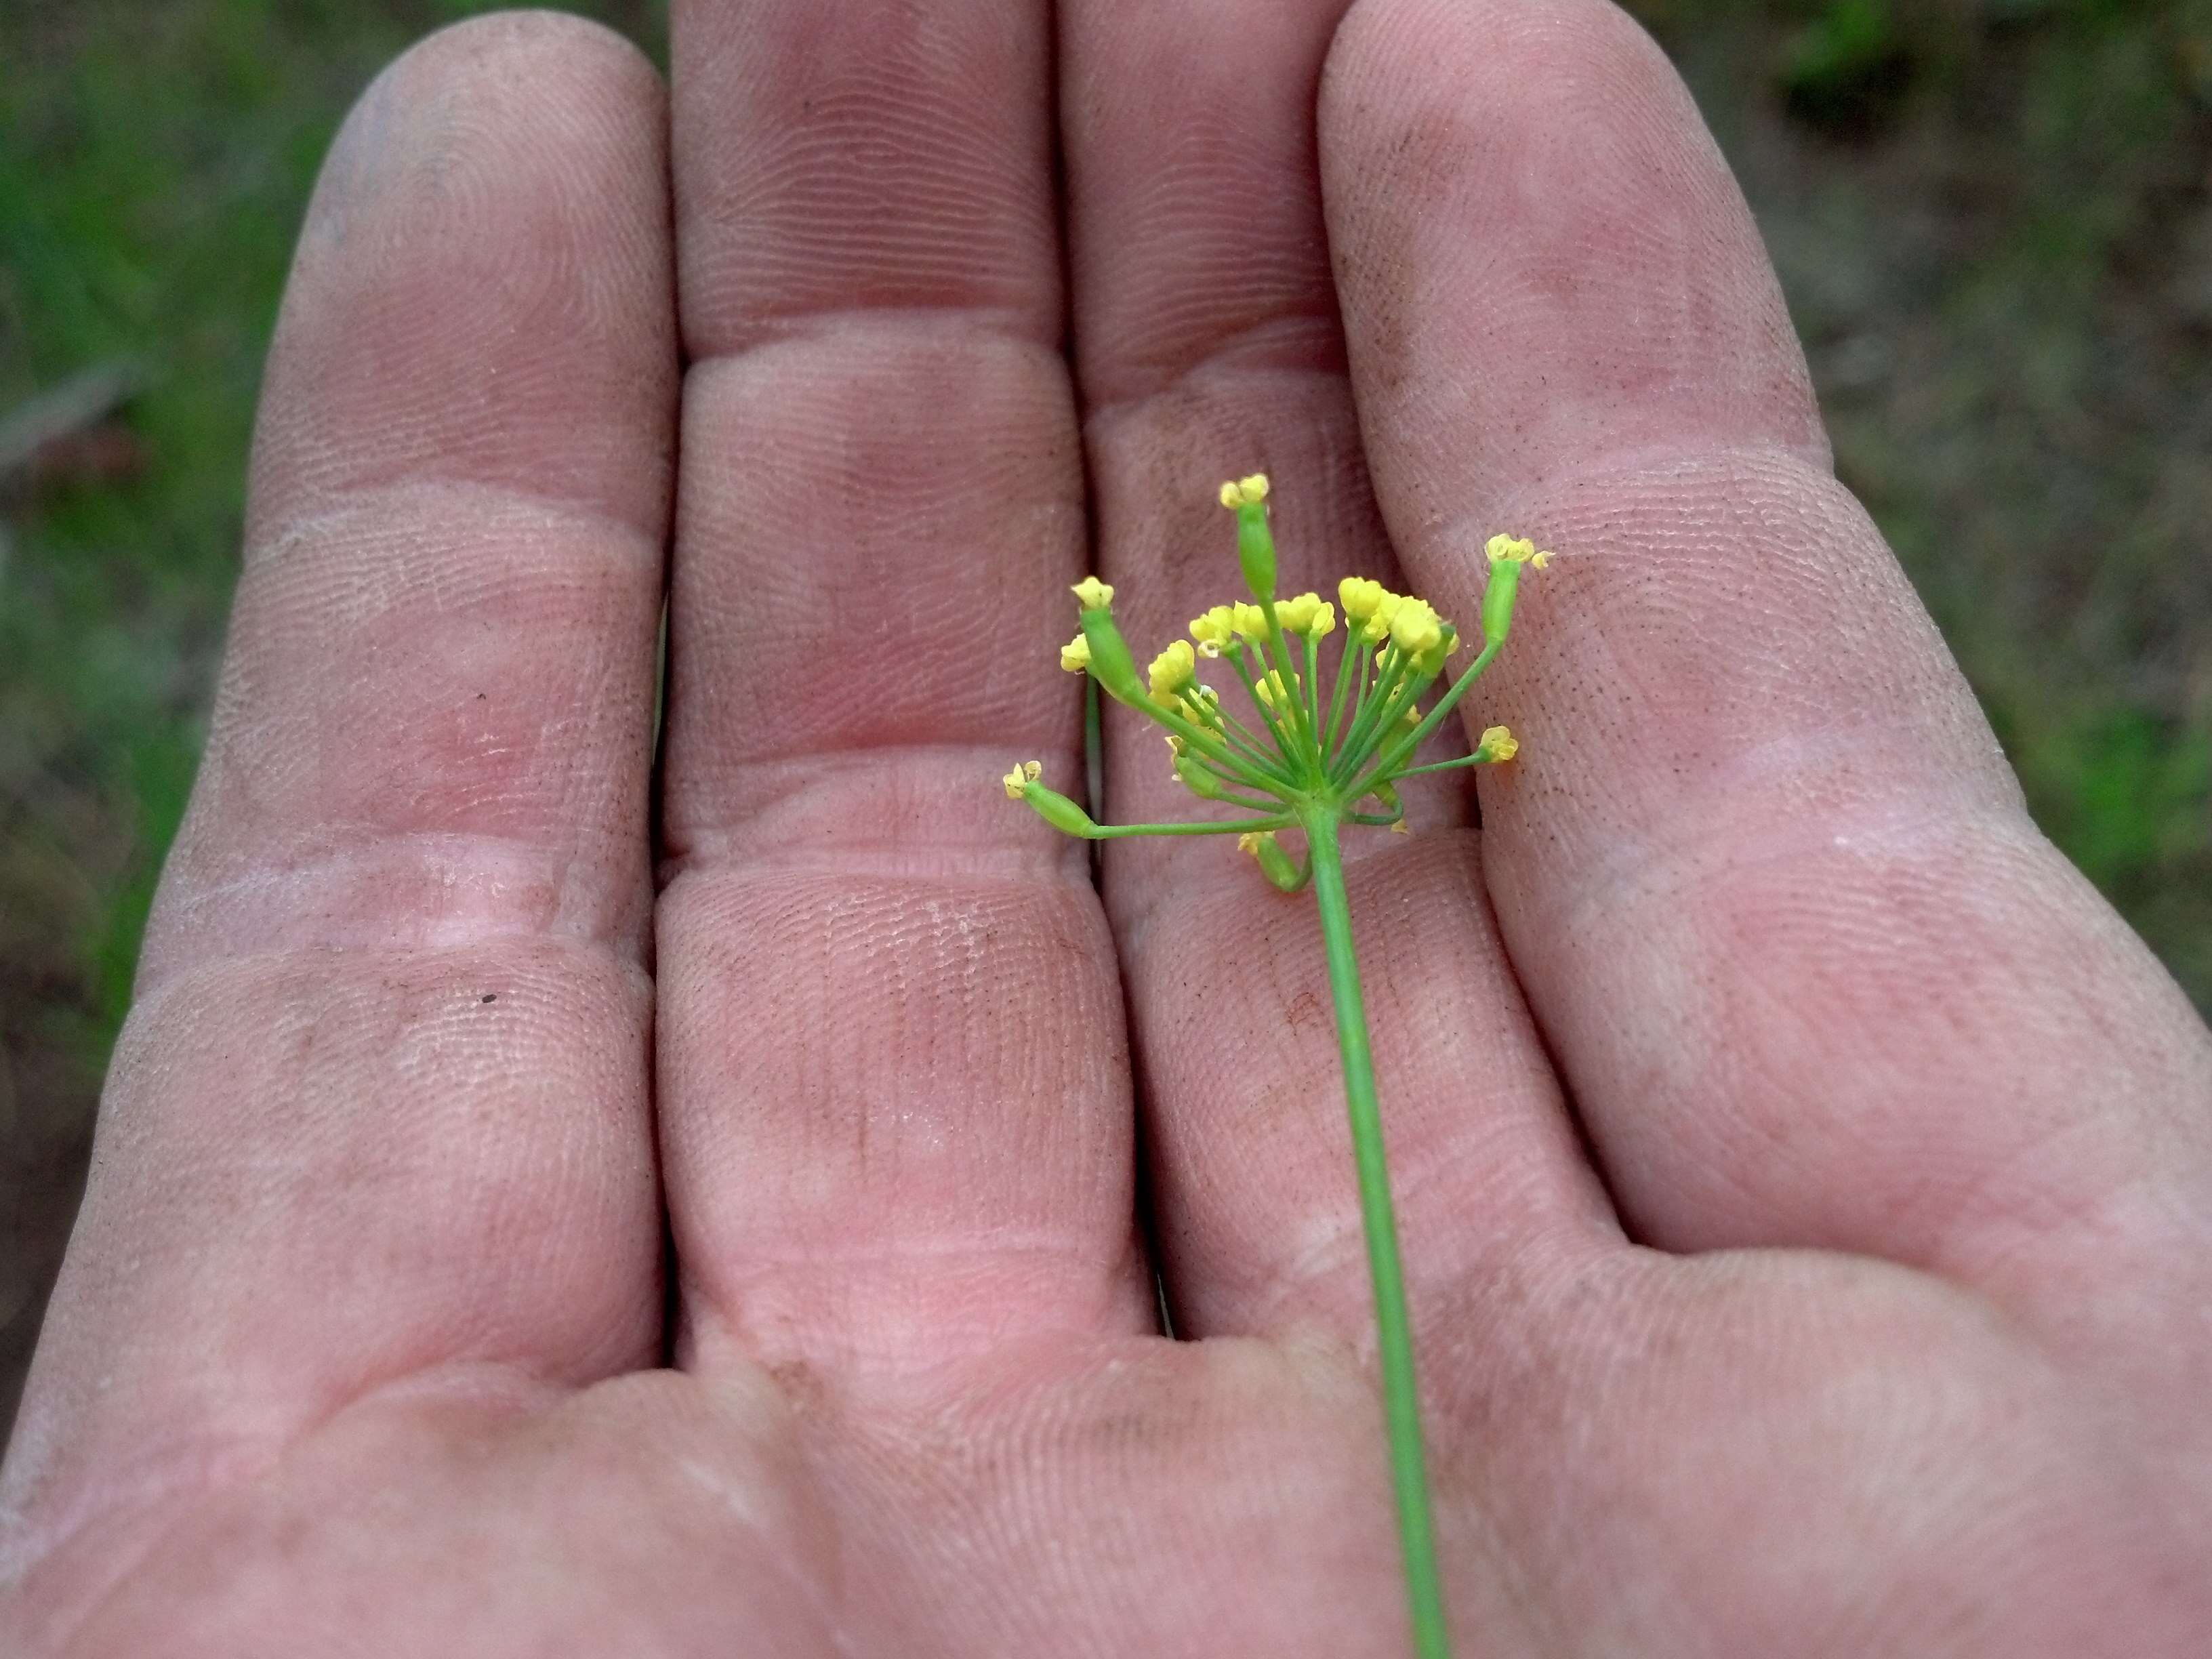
[1021,781,1101,838]
[1079,607,1147,706]
[1173,751,1227,799]
[1237,829,1307,893]
[1480,558,1522,644]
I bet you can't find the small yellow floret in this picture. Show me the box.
[1072,576,1115,611]
[1362,588,1405,644]
[1001,759,1042,800]
[1218,473,1270,509]
[1237,830,1273,856]
[1189,604,1236,657]
[1339,576,1385,621]
[1484,534,1552,569]
[1480,725,1520,762]
[1060,634,1092,672]
[1231,601,1269,640]
[1277,592,1336,639]
[1148,638,1196,701]
[1389,598,1445,658]
[1253,668,1300,713]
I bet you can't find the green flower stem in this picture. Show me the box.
[1304,633,1324,749]
[1226,641,1300,761]
[1329,651,1415,790]
[1135,691,1293,791]
[1324,634,1370,756]
[1301,811,1452,1659]
[1082,815,1292,840]
[1388,751,1498,781]
[1259,602,1323,769]
[1341,668,1435,788]
[1187,693,1292,784]
[1210,784,1296,813]
[1342,635,1503,805]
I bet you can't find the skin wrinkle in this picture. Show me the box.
[673,1,1058,358]
[667,741,1098,864]
[13,2,2212,1652]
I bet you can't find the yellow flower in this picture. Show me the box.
[1237,830,1273,855]
[1362,589,1404,645]
[1389,598,1445,659]
[1276,592,1336,638]
[1001,760,1042,800]
[1189,604,1236,657]
[1149,638,1197,703]
[1338,576,1384,622]
[1480,725,1519,762]
[1217,473,1270,509]
[1071,576,1115,611]
[1484,534,1551,570]
[1253,668,1301,713]
[1060,633,1092,672]
[1231,601,1269,640]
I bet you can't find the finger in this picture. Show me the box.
[1061,0,1618,1345]
[657,0,1151,1383]
[3,12,674,1563]
[1319,0,2212,1331]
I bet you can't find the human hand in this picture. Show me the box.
[6,3,2211,1654]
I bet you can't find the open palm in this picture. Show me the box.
[6,2,2211,1653]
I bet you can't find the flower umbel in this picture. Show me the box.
[1002,475,1550,1659]
[1009,474,1546,855]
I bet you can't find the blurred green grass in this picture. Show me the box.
[2,0,2208,1437]
[0,0,668,1440]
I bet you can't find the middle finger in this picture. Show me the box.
[1059,0,1618,1345]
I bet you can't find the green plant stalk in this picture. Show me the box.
[1301,809,1452,1659]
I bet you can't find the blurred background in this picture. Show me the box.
[3,0,2209,1439]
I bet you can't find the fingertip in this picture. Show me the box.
[253,7,675,544]
[1319,0,1826,493]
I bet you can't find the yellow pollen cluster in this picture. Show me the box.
[1149,639,1197,705]
[1189,605,1235,657]
[1277,592,1336,638]
[1253,668,1300,713]
[1484,534,1552,570]
[1340,576,1422,644]
[1389,597,1444,658]
[1189,601,1274,655]
[1001,759,1042,800]
[1217,473,1270,509]
[1338,576,1385,622]
[1060,634,1091,672]
[1072,576,1115,610]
